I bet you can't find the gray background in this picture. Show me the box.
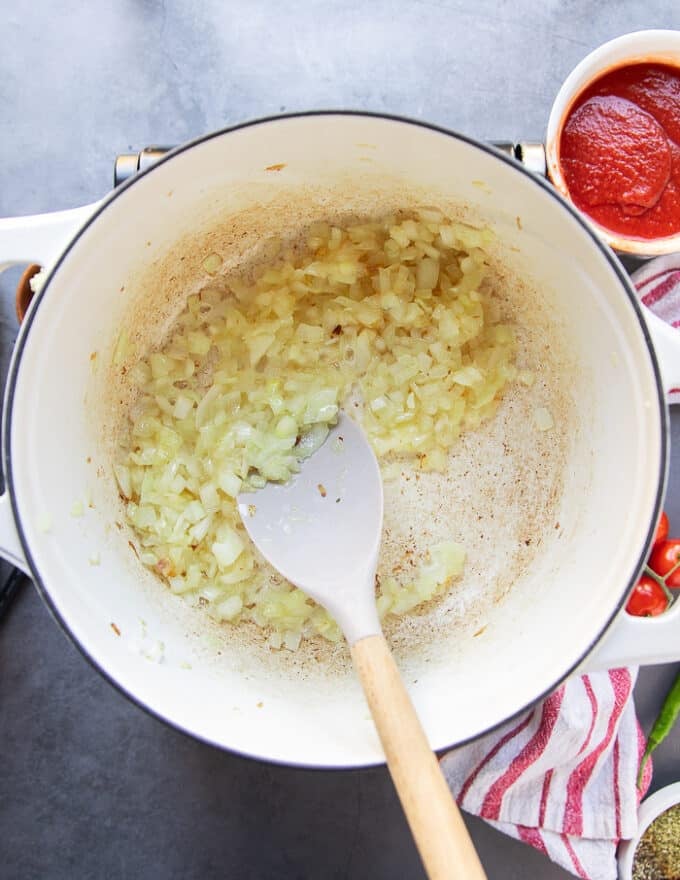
[1,2,679,878]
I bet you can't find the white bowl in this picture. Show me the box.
[617,780,680,879]
[546,29,680,258]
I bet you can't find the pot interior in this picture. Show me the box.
[6,115,664,766]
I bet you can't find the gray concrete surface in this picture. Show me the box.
[1,2,679,878]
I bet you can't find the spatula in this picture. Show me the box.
[238,412,486,880]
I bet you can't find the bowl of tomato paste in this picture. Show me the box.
[546,30,680,257]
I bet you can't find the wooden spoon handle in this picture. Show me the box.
[351,634,486,880]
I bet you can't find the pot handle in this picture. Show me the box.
[583,305,680,671]
[0,202,98,575]
[0,203,98,274]
[0,495,29,575]
[583,601,680,671]
[644,307,680,398]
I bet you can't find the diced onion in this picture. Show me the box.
[534,407,554,431]
[378,541,466,617]
[203,253,223,275]
[296,423,330,460]
[216,595,243,621]
[37,512,53,533]
[416,257,439,290]
[118,211,523,649]
[70,500,84,518]
[212,528,245,568]
[113,329,134,367]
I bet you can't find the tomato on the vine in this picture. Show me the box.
[652,511,670,549]
[649,539,680,588]
[626,575,669,617]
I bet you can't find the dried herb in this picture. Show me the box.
[633,804,680,880]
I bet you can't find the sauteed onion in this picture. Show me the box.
[116,211,519,649]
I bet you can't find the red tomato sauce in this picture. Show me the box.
[558,62,680,239]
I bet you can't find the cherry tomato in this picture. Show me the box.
[649,539,680,588]
[652,511,670,549]
[626,575,669,617]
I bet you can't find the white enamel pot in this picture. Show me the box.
[1,113,680,768]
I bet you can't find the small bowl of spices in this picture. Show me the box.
[546,30,680,257]
[618,782,680,880]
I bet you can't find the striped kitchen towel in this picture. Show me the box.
[439,254,678,878]
[441,669,652,880]
[632,253,680,404]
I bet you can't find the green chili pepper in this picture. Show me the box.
[638,670,680,787]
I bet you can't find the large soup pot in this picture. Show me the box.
[1,113,679,768]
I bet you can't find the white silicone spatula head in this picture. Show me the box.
[238,412,383,644]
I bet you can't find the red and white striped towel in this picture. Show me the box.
[441,670,652,880]
[439,254,680,879]
[632,254,680,403]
